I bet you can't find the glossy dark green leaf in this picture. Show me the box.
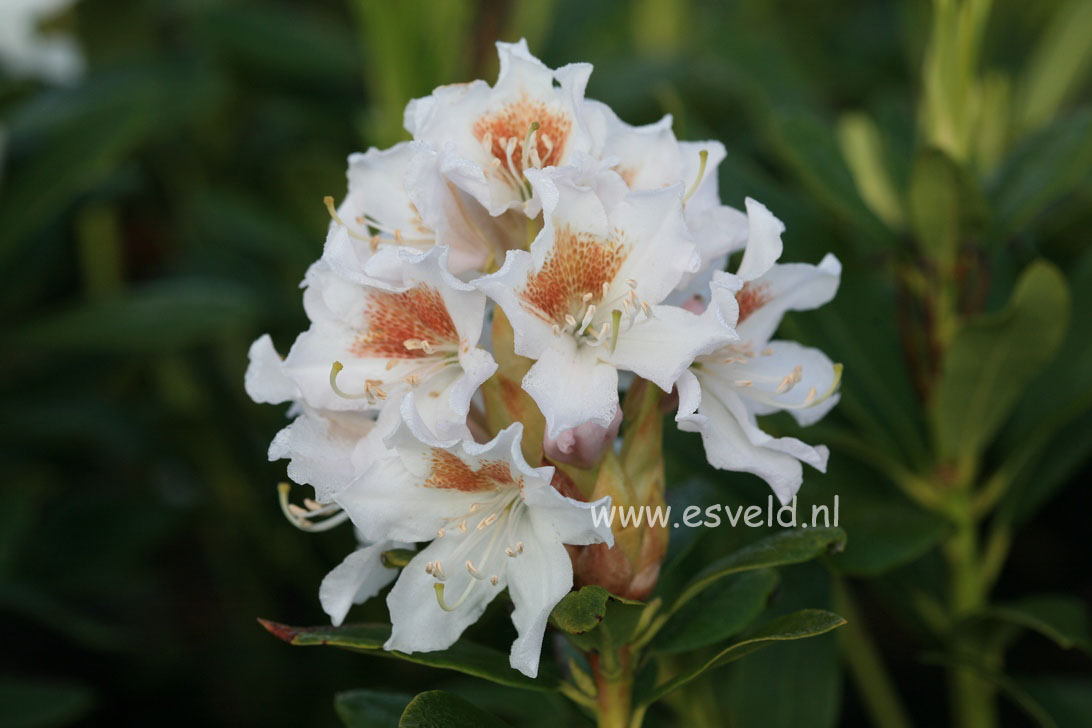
[671,528,845,612]
[934,260,1070,462]
[398,690,510,728]
[639,609,846,706]
[726,564,843,728]
[335,689,413,728]
[653,569,779,654]
[258,620,558,691]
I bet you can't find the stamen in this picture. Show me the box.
[437,528,446,538]
[329,361,375,401]
[682,149,709,204]
[578,305,596,335]
[466,560,485,579]
[490,576,499,586]
[323,196,372,243]
[734,379,753,387]
[277,482,349,532]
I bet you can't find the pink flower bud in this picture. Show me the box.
[543,405,622,469]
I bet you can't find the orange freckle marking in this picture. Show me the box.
[615,166,638,187]
[472,93,571,171]
[519,225,627,325]
[350,285,458,358]
[736,283,772,324]
[424,450,517,492]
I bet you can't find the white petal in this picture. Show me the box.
[678,386,805,504]
[320,541,401,626]
[730,340,841,426]
[522,340,620,438]
[405,39,596,216]
[472,249,557,359]
[385,536,505,654]
[680,379,828,504]
[734,198,785,282]
[244,334,298,404]
[268,407,385,503]
[524,486,614,547]
[607,304,736,392]
[506,524,574,677]
[736,253,842,346]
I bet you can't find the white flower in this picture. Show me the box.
[0,0,84,84]
[475,162,738,438]
[322,143,524,280]
[335,395,613,678]
[404,39,597,218]
[253,246,496,440]
[586,102,749,295]
[319,537,410,627]
[676,199,842,504]
[246,334,397,504]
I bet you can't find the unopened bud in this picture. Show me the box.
[543,405,622,469]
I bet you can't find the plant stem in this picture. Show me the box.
[944,506,997,728]
[591,649,635,728]
[832,577,914,728]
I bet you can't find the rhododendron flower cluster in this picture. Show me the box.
[246,40,841,678]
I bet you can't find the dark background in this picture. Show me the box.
[1,0,1088,725]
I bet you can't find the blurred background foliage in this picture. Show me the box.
[0,0,1089,726]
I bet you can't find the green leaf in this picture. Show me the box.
[258,620,558,691]
[381,549,416,568]
[5,280,260,354]
[934,260,1070,463]
[836,112,903,228]
[726,564,844,728]
[802,459,948,577]
[335,689,413,728]
[671,528,846,613]
[1015,0,1092,133]
[1019,677,1092,728]
[987,110,1092,241]
[549,585,641,636]
[907,148,968,268]
[766,110,894,249]
[652,569,779,654]
[398,690,510,728]
[639,609,846,706]
[970,594,1092,654]
[0,678,95,728]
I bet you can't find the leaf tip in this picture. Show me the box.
[257,618,299,643]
